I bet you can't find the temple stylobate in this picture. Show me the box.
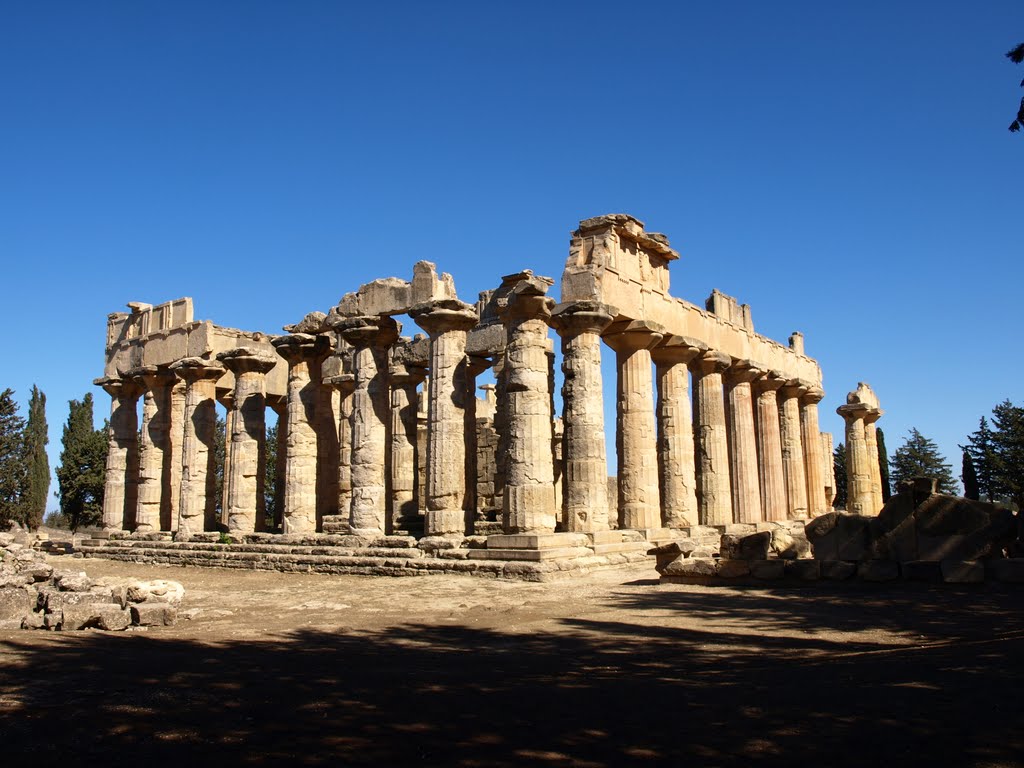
[95,214,846,548]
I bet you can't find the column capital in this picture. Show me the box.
[409,299,478,337]
[836,402,873,421]
[863,408,884,425]
[217,347,278,376]
[779,379,810,400]
[550,301,615,338]
[800,385,826,405]
[323,373,356,395]
[170,357,225,384]
[94,375,142,399]
[271,333,334,365]
[331,315,401,349]
[752,369,787,394]
[466,354,492,378]
[499,292,554,325]
[726,360,765,384]
[651,335,706,366]
[127,365,176,390]
[602,320,665,353]
[691,349,731,375]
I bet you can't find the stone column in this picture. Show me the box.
[317,378,340,524]
[272,333,332,534]
[166,380,186,532]
[388,349,427,533]
[725,361,764,524]
[409,300,478,536]
[464,354,491,527]
[838,403,873,514]
[650,337,703,529]
[603,321,664,532]
[498,281,557,534]
[130,366,174,534]
[268,397,287,531]
[323,371,355,525]
[218,348,277,534]
[779,381,809,519]
[170,358,224,539]
[864,412,885,513]
[216,391,234,528]
[800,385,828,516]
[691,350,732,526]
[550,301,615,533]
[821,431,836,509]
[332,315,399,537]
[96,376,141,531]
[752,372,787,522]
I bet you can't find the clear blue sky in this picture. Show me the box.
[2,2,1021,510]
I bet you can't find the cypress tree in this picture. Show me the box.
[0,388,26,528]
[961,449,980,500]
[962,416,999,501]
[21,385,49,529]
[889,428,957,495]
[264,420,278,530]
[56,393,108,531]
[833,442,848,510]
[876,427,892,503]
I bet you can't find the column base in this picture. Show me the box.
[425,509,466,537]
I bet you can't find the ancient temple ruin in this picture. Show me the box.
[90,214,844,577]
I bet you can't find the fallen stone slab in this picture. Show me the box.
[0,586,34,621]
[749,560,785,580]
[820,560,856,581]
[784,559,821,580]
[900,561,943,583]
[940,559,984,584]
[720,532,771,561]
[131,603,178,626]
[857,561,899,582]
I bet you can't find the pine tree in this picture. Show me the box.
[213,416,226,521]
[889,428,957,495]
[990,399,1024,511]
[0,388,26,528]
[21,385,49,529]
[833,442,848,510]
[56,393,108,531]
[962,416,999,501]
[876,427,892,503]
[962,449,980,500]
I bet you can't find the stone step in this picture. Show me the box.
[87,540,425,559]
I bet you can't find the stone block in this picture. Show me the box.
[131,603,178,626]
[836,515,872,561]
[0,586,34,621]
[917,535,967,562]
[21,563,53,582]
[857,561,899,582]
[770,529,810,560]
[804,513,838,560]
[486,533,587,550]
[990,559,1024,583]
[720,532,771,561]
[749,560,785,580]
[900,560,942,582]
[820,560,856,581]
[717,559,751,578]
[940,559,984,584]
[125,579,185,605]
[662,557,718,578]
[784,559,820,580]
[723,524,757,536]
[690,545,718,558]
[21,611,45,630]
[61,603,131,631]
[54,571,93,592]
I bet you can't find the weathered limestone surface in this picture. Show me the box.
[838,383,882,515]
[389,341,427,532]
[779,382,809,519]
[96,376,141,532]
[551,301,614,533]
[864,413,884,515]
[692,350,732,526]
[800,386,827,516]
[651,337,703,529]
[821,431,836,508]
[499,276,557,534]
[218,348,277,534]
[753,372,787,522]
[170,359,223,538]
[273,333,332,534]
[726,362,763,524]
[604,320,664,531]
[131,367,174,533]
[166,380,185,532]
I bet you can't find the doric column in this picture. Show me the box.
[550,301,615,533]
[267,397,287,531]
[388,345,428,533]
[410,300,478,536]
[130,366,174,534]
[167,380,186,532]
[322,365,355,525]
[464,354,491,527]
[603,320,664,531]
[170,358,224,539]
[752,371,787,522]
[726,361,764,524]
[96,376,141,531]
[332,315,400,537]
[837,403,873,514]
[272,333,332,534]
[691,350,733,526]
[317,377,340,524]
[821,431,836,509]
[216,391,233,528]
[864,411,885,513]
[498,279,557,534]
[218,347,277,534]
[650,337,703,529]
[800,385,828,516]
[779,381,809,519]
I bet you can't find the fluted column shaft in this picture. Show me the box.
[753,374,787,522]
[273,334,332,534]
[464,355,491,527]
[132,367,174,533]
[726,363,763,524]
[692,351,732,526]
[219,349,277,534]
[500,291,557,534]
[98,377,141,531]
[800,386,827,516]
[334,316,399,536]
[651,341,702,529]
[838,404,873,514]
[821,431,836,509]
[551,302,614,533]
[171,359,223,538]
[779,383,809,519]
[389,355,427,533]
[167,380,185,532]
[864,414,883,513]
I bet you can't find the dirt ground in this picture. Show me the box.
[2,555,1023,767]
